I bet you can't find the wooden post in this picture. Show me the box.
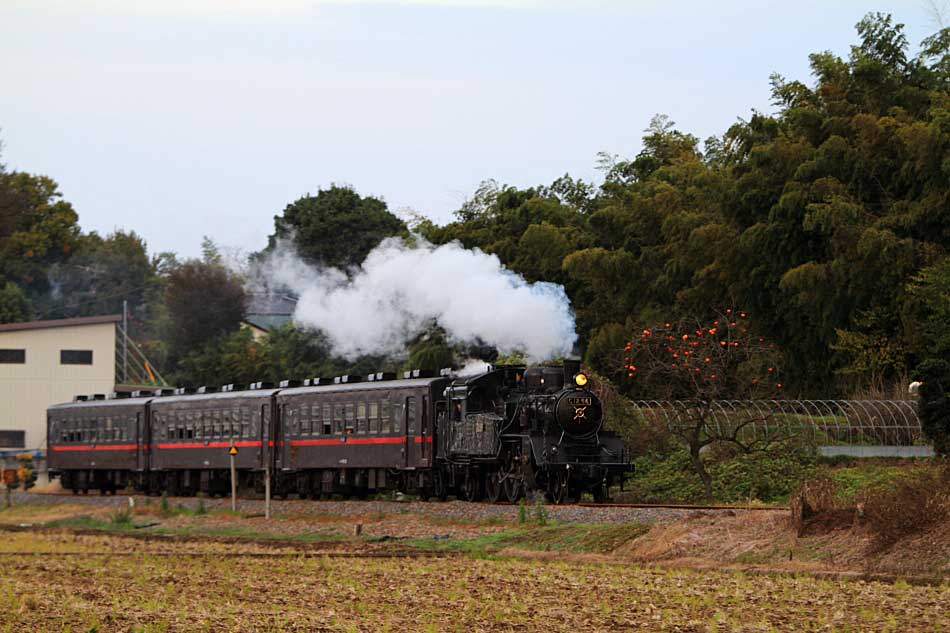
[264,459,271,519]
[229,441,238,513]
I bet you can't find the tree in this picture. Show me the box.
[264,185,407,270]
[916,359,950,455]
[0,282,29,323]
[623,311,784,498]
[0,169,80,294]
[165,260,246,364]
[43,230,158,319]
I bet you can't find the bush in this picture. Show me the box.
[627,444,817,504]
[859,465,950,548]
[109,507,133,526]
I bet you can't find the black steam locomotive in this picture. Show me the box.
[47,360,629,503]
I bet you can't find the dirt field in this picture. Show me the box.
[1,493,948,631]
[0,530,947,632]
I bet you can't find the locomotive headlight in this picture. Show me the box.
[574,373,588,387]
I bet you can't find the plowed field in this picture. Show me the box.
[1,531,947,632]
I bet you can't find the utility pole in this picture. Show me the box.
[122,300,128,383]
[229,441,238,513]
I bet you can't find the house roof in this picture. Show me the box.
[246,292,297,316]
[0,314,122,333]
[243,314,293,332]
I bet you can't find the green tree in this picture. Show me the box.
[264,185,407,269]
[43,230,158,319]
[0,169,80,293]
[165,260,246,364]
[0,282,29,323]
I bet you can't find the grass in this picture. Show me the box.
[826,462,921,503]
[406,522,651,556]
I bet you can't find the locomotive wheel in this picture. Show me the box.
[461,472,482,502]
[502,472,522,503]
[484,471,502,503]
[432,470,448,502]
[548,470,569,505]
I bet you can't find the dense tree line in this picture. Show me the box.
[0,14,947,415]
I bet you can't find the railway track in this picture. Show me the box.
[37,490,787,512]
[577,502,788,511]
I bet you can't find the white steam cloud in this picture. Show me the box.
[257,238,577,361]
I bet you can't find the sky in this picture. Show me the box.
[0,0,942,258]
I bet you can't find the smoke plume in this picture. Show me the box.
[257,237,577,361]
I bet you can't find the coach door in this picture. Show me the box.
[136,411,147,472]
[262,403,274,472]
[404,396,415,468]
[419,395,429,466]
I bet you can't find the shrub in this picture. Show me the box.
[858,465,950,548]
[109,507,133,526]
[627,444,816,504]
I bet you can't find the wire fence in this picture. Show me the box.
[630,399,923,448]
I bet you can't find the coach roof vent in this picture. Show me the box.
[153,388,175,397]
[174,387,197,396]
[109,392,131,399]
[278,379,302,388]
[439,367,453,377]
[73,395,89,402]
[131,390,143,398]
[221,384,235,392]
[404,369,435,379]
[92,393,106,400]
[367,372,396,382]
[196,386,218,394]
[249,381,275,390]
[333,375,363,384]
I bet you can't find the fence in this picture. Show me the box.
[630,400,927,455]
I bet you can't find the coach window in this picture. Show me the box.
[307,405,316,436]
[333,403,344,434]
[406,397,416,434]
[320,404,330,435]
[392,401,403,435]
[356,402,367,434]
[381,399,391,433]
[290,406,299,436]
[344,402,355,434]
[239,409,248,438]
[368,401,379,434]
[105,417,113,441]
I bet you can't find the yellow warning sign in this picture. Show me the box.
[229,446,238,456]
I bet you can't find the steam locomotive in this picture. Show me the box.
[47,360,630,503]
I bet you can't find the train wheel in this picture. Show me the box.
[432,470,448,502]
[592,483,607,504]
[484,471,502,503]
[548,470,569,505]
[502,472,522,503]
[461,472,482,502]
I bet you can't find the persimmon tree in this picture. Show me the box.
[623,310,785,498]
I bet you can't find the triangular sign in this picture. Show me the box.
[228,446,238,455]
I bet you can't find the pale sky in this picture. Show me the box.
[0,0,939,257]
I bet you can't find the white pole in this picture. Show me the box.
[230,443,237,513]
[122,300,128,383]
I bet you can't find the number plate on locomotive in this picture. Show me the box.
[567,396,592,406]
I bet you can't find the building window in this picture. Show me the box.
[0,349,25,364]
[61,350,93,365]
[0,430,24,448]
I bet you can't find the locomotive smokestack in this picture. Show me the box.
[563,356,581,383]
